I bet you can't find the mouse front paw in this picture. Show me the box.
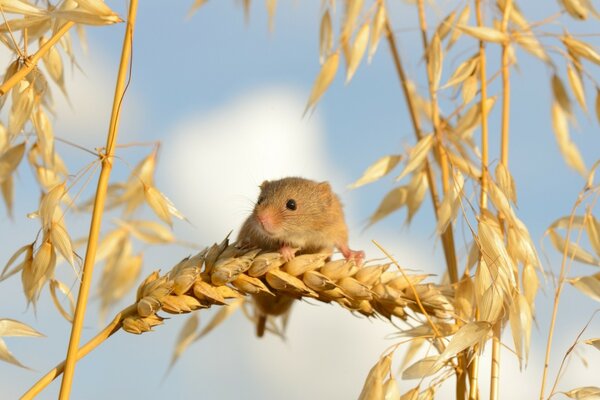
[279,244,298,262]
[339,245,365,265]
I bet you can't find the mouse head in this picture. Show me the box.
[252,177,334,237]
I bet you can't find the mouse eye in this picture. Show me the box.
[286,199,297,211]
[257,196,264,205]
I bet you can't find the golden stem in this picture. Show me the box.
[469,352,480,400]
[21,305,137,400]
[0,21,75,96]
[539,199,584,399]
[491,3,512,399]
[58,2,139,398]
[471,0,489,398]
[414,0,459,285]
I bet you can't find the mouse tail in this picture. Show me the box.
[256,314,267,337]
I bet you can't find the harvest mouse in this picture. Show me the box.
[237,177,364,336]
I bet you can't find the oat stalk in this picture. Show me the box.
[539,196,585,400]
[58,2,139,398]
[491,1,513,398]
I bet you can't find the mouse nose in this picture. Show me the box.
[257,211,276,233]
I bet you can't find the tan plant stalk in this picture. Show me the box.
[383,20,459,285]
[539,199,584,399]
[58,2,139,398]
[0,21,75,96]
[21,305,137,400]
[469,0,489,399]
[491,2,513,399]
[415,1,466,396]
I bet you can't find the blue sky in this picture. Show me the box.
[1,1,600,399]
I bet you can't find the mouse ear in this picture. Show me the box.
[259,180,269,190]
[317,181,333,204]
[317,181,331,192]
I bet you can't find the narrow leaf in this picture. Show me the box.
[348,155,402,188]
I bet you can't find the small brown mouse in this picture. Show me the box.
[237,177,364,336]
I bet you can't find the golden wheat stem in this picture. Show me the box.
[414,0,460,286]
[21,305,136,400]
[384,19,459,286]
[0,21,75,96]
[490,321,501,399]
[471,0,489,398]
[539,198,584,399]
[58,2,139,398]
[490,3,512,399]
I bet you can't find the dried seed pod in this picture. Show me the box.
[137,296,161,318]
[338,277,372,300]
[283,253,328,276]
[321,259,356,281]
[193,280,226,305]
[266,269,317,297]
[303,270,337,291]
[354,265,388,286]
[248,252,285,277]
[161,295,203,314]
[232,274,272,295]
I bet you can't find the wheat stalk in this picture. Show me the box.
[22,238,455,397]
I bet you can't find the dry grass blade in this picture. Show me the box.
[427,33,443,91]
[0,319,43,369]
[39,182,66,231]
[49,279,75,322]
[447,5,470,50]
[349,154,402,189]
[0,142,25,181]
[548,229,600,266]
[434,321,491,368]
[458,25,508,43]
[563,386,600,399]
[368,186,407,226]
[115,219,175,244]
[319,9,333,63]
[304,50,339,115]
[560,0,589,19]
[551,102,587,177]
[568,275,600,301]
[144,185,185,226]
[583,338,600,351]
[585,216,600,257]
[442,54,478,89]
[563,36,600,66]
[402,356,443,380]
[346,21,369,83]
[567,64,587,112]
[552,74,573,116]
[358,354,391,400]
[266,0,276,32]
[396,133,434,182]
[368,3,386,63]
[1,243,32,281]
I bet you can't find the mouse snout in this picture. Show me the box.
[256,209,278,233]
